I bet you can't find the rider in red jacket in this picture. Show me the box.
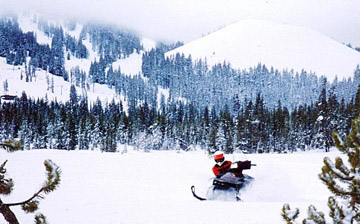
[212,151,252,178]
[212,151,232,177]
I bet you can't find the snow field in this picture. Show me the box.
[0,148,342,223]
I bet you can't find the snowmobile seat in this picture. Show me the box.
[213,172,244,190]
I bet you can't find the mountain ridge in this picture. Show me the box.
[166,19,360,82]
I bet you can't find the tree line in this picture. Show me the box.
[0,84,359,153]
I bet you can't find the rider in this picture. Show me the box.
[212,151,232,177]
[212,151,251,178]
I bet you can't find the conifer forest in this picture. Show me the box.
[1,16,360,153]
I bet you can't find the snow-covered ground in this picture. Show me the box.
[0,147,343,223]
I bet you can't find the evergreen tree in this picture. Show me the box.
[208,122,218,153]
[220,105,234,154]
[54,108,67,149]
[354,85,360,117]
[78,99,89,150]
[49,27,66,79]
[2,80,8,93]
[69,85,78,105]
[282,115,360,223]
[311,86,329,150]
[321,116,360,222]
[0,140,61,224]
[67,86,79,150]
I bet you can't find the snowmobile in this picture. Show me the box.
[191,160,255,201]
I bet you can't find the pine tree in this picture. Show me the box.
[208,122,218,153]
[0,140,61,224]
[3,80,8,93]
[220,105,234,154]
[282,115,360,223]
[354,85,360,118]
[322,116,360,222]
[67,86,78,150]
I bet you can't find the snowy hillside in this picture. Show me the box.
[0,13,157,104]
[166,19,360,82]
[0,148,342,224]
[0,58,123,104]
[16,13,156,77]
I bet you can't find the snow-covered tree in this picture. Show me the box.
[2,80,8,93]
[321,116,360,222]
[282,115,360,223]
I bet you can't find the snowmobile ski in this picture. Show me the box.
[191,174,254,201]
[191,185,207,201]
[191,184,243,201]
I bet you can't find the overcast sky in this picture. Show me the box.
[1,0,360,46]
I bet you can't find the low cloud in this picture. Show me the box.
[1,0,360,45]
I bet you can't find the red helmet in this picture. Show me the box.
[213,151,225,166]
[213,151,224,160]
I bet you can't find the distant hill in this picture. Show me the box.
[166,19,360,82]
[0,12,157,106]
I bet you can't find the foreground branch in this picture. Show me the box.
[0,158,61,224]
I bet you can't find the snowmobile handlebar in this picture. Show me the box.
[234,160,253,170]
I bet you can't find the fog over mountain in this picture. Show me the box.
[1,0,360,46]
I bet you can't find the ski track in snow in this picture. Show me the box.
[0,148,342,224]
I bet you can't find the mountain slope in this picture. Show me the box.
[166,19,360,82]
[0,58,124,104]
[0,13,157,105]
[16,13,156,78]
